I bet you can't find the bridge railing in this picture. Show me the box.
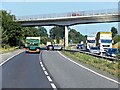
[16,8,118,21]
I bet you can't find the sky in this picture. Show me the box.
[1,2,119,36]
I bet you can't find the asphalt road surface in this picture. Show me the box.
[2,49,119,89]
[42,50,119,88]
[2,51,52,89]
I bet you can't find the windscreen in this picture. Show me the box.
[87,40,95,43]
[101,39,112,43]
[109,49,118,53]
[90,47,99,50]
[26,39,39,46]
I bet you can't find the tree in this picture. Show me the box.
[1,10,49,47]
[37,26,48,37]
[49,26,64,39]
[69,29,85,44]
[21,27,48,45]
[37,27,48,44]
[111,27,118,38]
[49,26,85,44]
[1,10,22,47]
[113,35,120,44]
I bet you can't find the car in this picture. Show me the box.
[53,45,63,50]
[76,44,83,49]
[105,48,119,57]
[46,45,54,50]
[89,47,100,55]
[80,45,86,51]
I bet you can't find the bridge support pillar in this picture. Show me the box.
[65,26,68,49]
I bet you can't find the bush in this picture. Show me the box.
[116,54,120,59]
[2,44,10,49]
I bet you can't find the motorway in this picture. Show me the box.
[2,48,119,89]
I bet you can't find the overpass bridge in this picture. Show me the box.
[15,8,120,48]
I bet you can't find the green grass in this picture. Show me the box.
[61,51,120,78]
[0,47,18,54]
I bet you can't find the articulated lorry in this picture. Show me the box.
[25,37,40,53]
[96,32,113,54]
[86,36,96,50]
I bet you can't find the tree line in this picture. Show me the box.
[1,10,48,48]
[1,10,86,48]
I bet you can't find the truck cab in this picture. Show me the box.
[86,36,96,50]
[25,37,40,53]
[96,32,113,54]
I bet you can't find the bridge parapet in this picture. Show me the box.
[15,8,118,21]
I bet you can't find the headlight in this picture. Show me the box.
[36,49,40,51]
[112,54,116,56]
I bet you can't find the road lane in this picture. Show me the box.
[2,52,52,88]
[42,50,119,88]
[1,49,24,64]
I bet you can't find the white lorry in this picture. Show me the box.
[86,36,96,50]
[46,42,52,46]
[96,32,113,54]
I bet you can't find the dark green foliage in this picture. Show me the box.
[1,10,22,47]
[50,26,64,39]
[38,27,48,37]
[21,27,48,45]
[116,54,120,59]
[49,26,85,44]
[56,38,60,44]
[113,35,120,44]
[1,10,48,47]
[69,29,86,44]
[111,27,118,38]
[41,37,47,45]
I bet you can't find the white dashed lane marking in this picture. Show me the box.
[40,62,43,65]
[39,51,57,89]
[44,71,48,76]
[47,76,52,82]
[51,83,57,90]
[42,67,46,71]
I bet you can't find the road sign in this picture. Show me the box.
[70,40,72,44]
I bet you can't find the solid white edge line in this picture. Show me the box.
[58,51,120,85]
[0,51,24,66]
[47,76,52,82]
[51,83,57,89]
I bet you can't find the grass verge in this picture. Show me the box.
[61,51,120,78]
[0,47,18,54]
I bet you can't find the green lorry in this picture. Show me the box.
[25,37,40,53]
